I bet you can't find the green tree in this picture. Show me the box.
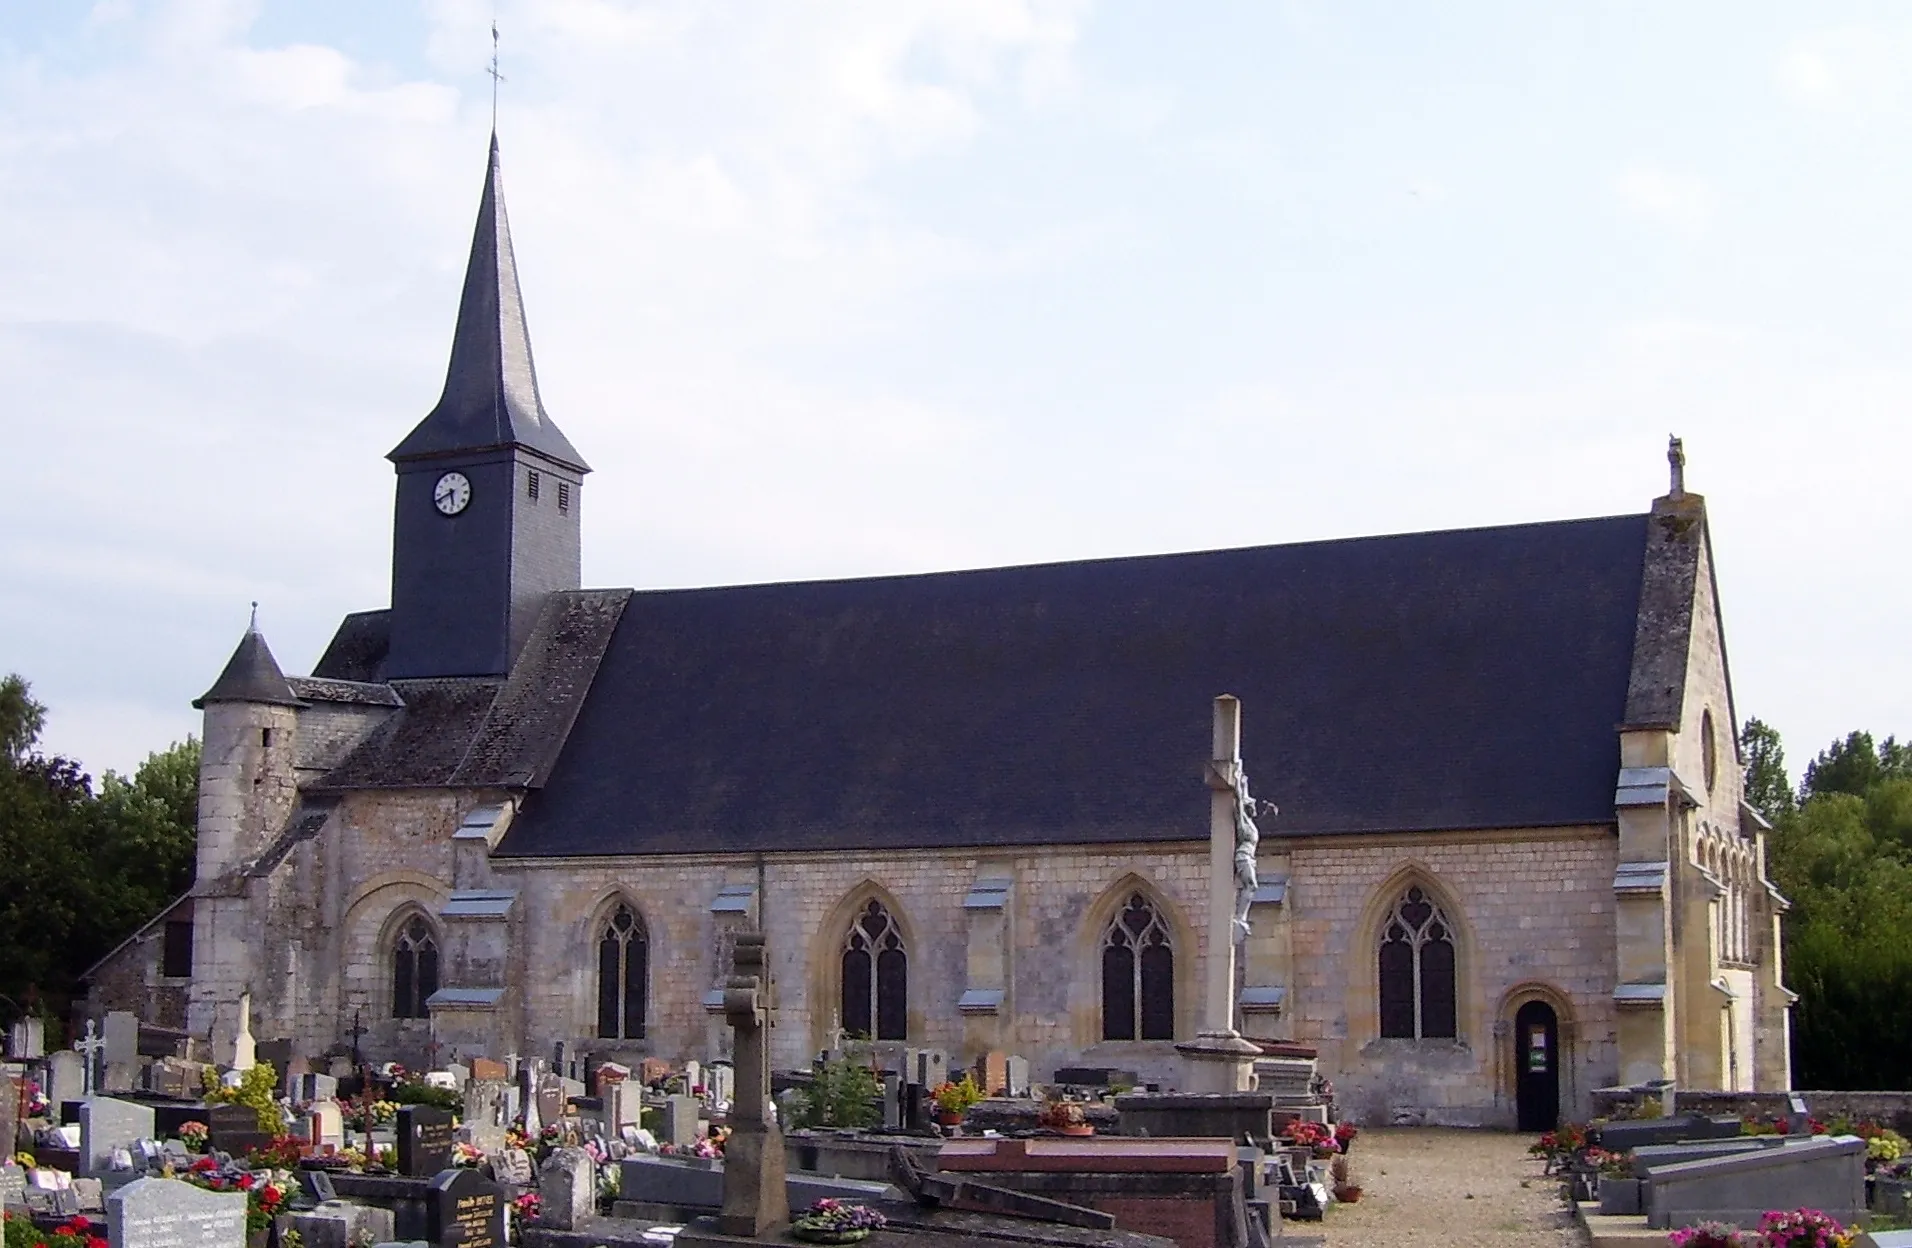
[1801,730,1911,802]
[1740,717,1794,823]
[0,673,199,1026]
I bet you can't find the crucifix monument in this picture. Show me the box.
[1174,694,1266,1092]
[717,932,787,1237]
[75,1020,107,1097]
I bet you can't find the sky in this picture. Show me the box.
[1,0,1907,782]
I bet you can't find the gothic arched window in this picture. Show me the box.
[1378,885,1457,1039]
[392,916,439,1020]
[1102,892,1174,1041]
[597,904,649,1040]
[841,899,907,1041]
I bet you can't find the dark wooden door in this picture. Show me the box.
[1515,1001,1560,1131]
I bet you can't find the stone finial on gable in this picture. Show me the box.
[1667,435,1686,499]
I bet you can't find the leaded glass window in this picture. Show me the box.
[392,916,439,1020]
[1102,893,1174,1041]
[841,900,906,1040]
[597,904,648,1039]
[1378,886,1456,1039]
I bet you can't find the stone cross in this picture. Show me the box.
[231,992,256,1071]
[717,932,787,1237]
[75,1021,107,1097]
[1668,434,1686,497]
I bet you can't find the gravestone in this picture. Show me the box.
[1598,1114,1740,1152]
[706,1062,733,1107]
[205,1104,269,1158]
[493,1149,533,1187]
[295,1074,339,1105]
[469,1059,507,1083]
[1003,1056,1030,1098]
[915,1050,947,1091]
[74,1178,106,1212]
[663,1095,701,1148]
[0,1071,16,1153]
[304,1100,344,1150]
[81,1097,155,1176]
[427,1167,505,1248]
[682,1060,701,1094]
[104,1014,140,1070]
[538,1148,594,1230]
[882,1075,902,1131]
[396,1105,454,1178]
[977,1052,1008,1097]
[47,1051,84,1108]
[107,1175,246,1248]
[1645,1134,1866,1230]
[290,1202,395,1248]
[299,1171,338,1204]
[536,1079,564,1128]
[0,1163,26,1210]
[715,932,786,1237]
[9,1018,45,1060]
[149,1060,202,1102]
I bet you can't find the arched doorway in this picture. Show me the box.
[1515,1000,1560,1131]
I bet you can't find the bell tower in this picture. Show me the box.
[385,134,590,680]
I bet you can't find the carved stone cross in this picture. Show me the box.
[717,932,787,1237]
[74,1019,106,1097]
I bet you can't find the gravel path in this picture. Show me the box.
[1306,1128,1582,1248]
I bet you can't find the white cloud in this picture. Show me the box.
[1612,167,1716,234]
[1779,24,1912,116]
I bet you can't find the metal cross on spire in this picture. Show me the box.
[488,19,506,129]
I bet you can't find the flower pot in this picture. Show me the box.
[1052,1124,1094,1138]
[1332,1184,1362,1203]
[935,1111,964,1128]
[1597,1176,1641,1216]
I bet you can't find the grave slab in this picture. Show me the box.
[81,1098,154,1176]
[107,1175,247,1248]
[1645,1134,1866,1230]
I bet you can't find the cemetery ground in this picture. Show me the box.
[1316,1129,1579,1248]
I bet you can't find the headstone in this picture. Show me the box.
[881,1075,902,1131]
[80,1097,155,1176]
[715,932,786,1237]
[682,1060,701,1094]
[605,1080,642,1133]
[1645,1134,1866,1230]
[620,1156,724,1208]
[47,1050,84,1108]
[295,1073,339,1105]
[639,1058,671,1088]
[469,1059,507,1083]
[706,1062,733,1108]
[9,1018,45,1060]
[536,1080,564,1127]
[1003,1056,1030,1098]
[915,1050,947,1091]
[902,1083,928,1134]
[253,1040,295,1091]
[493,1149,533,1187]
[299,1171,338,1204]
[0,1163,26,1210]
[663,1095,700,1148]
[977,1051,1008,1096]
[1598,1114,1741,1152]
[1787,1093,1810,1136]
[305,1100,345,1150]
[74,1178,106,1211]
[396,1105,454,1177]
[538,1148,594,1231]
[103,1013,139,1070]
[290,1202,395,1248]
[107,1174,247,1248]
[518,1065,542,1136]
[0,1071,16,1153]
[205,1104,270,1158]
[427,1168,504,1248]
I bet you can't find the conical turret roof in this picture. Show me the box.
[389,134,589,471]
[194,611,303,709]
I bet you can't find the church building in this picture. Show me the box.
[85,137,1793,1127]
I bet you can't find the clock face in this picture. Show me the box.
[433,472,472,516]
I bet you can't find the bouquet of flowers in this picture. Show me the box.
[1756,1208,1852,1248]
[452,1141,485,1168]
[25,1083,50,1119]
[1667,1221,1757,1248]
[177,1122,209,1153]
[1282,1121,1337,1156]
[510,1193,541,1227]
[790,1199,887,1244]
[1333,1121,1358,1151]
[931,1076,983,1118]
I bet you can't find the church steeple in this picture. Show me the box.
[383,134,589,681]
[389,134,588,472]
[194,608,301,709]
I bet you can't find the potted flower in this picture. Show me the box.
[1667,1222,1757,1248]
[1332,1121,1358,1155]
[931,1075,983,1128]
[510,1192,541,1230]
[1756,1208,1852,1248]
[790,1198,887,1244]
[1281,1121,1336,1158]
[1593,1149,1640,1216]
[1036,1091,1094,1138]
[1328,1153,1361,1203]
[177,1122,209,1154]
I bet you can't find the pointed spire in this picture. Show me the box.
[194,608,303,709]
[389,134,589,471]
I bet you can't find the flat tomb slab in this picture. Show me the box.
[937,1139,1236,1174]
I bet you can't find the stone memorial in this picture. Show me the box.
[290,1202,395,1248]
[663,1095,701,1148]
[469,1059,507,1083]
[493,1148,533,1187]
[294,1074,339,1105]
[47,1051,84,1108]
[1645,1134,1866,1230]
[1003,1056,1030,1098]
[0,1163,26,1210]
[915,1050,947,1092]
[107,1174,246,1248]
[427,1168,504,1248]
[0,1072,16,1154]
[396,1105,455,1178]
[9,1018,45,1061]
[536,1079,564,1129]
[81,1098,155,1177]
[305,1100,345,1150]
[716,932,785,1236]
[74,1178,106,1212]
[539,1148,595,1230]
[1599,1113,1742,1152]
[605,1079,642,1133]
[205,1105,270,1158]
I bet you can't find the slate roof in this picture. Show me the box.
[387,135,588,472]
[308,590,629,792]
[312,610,391,684]
[195,624,302,709]
[492,512,1651,857]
